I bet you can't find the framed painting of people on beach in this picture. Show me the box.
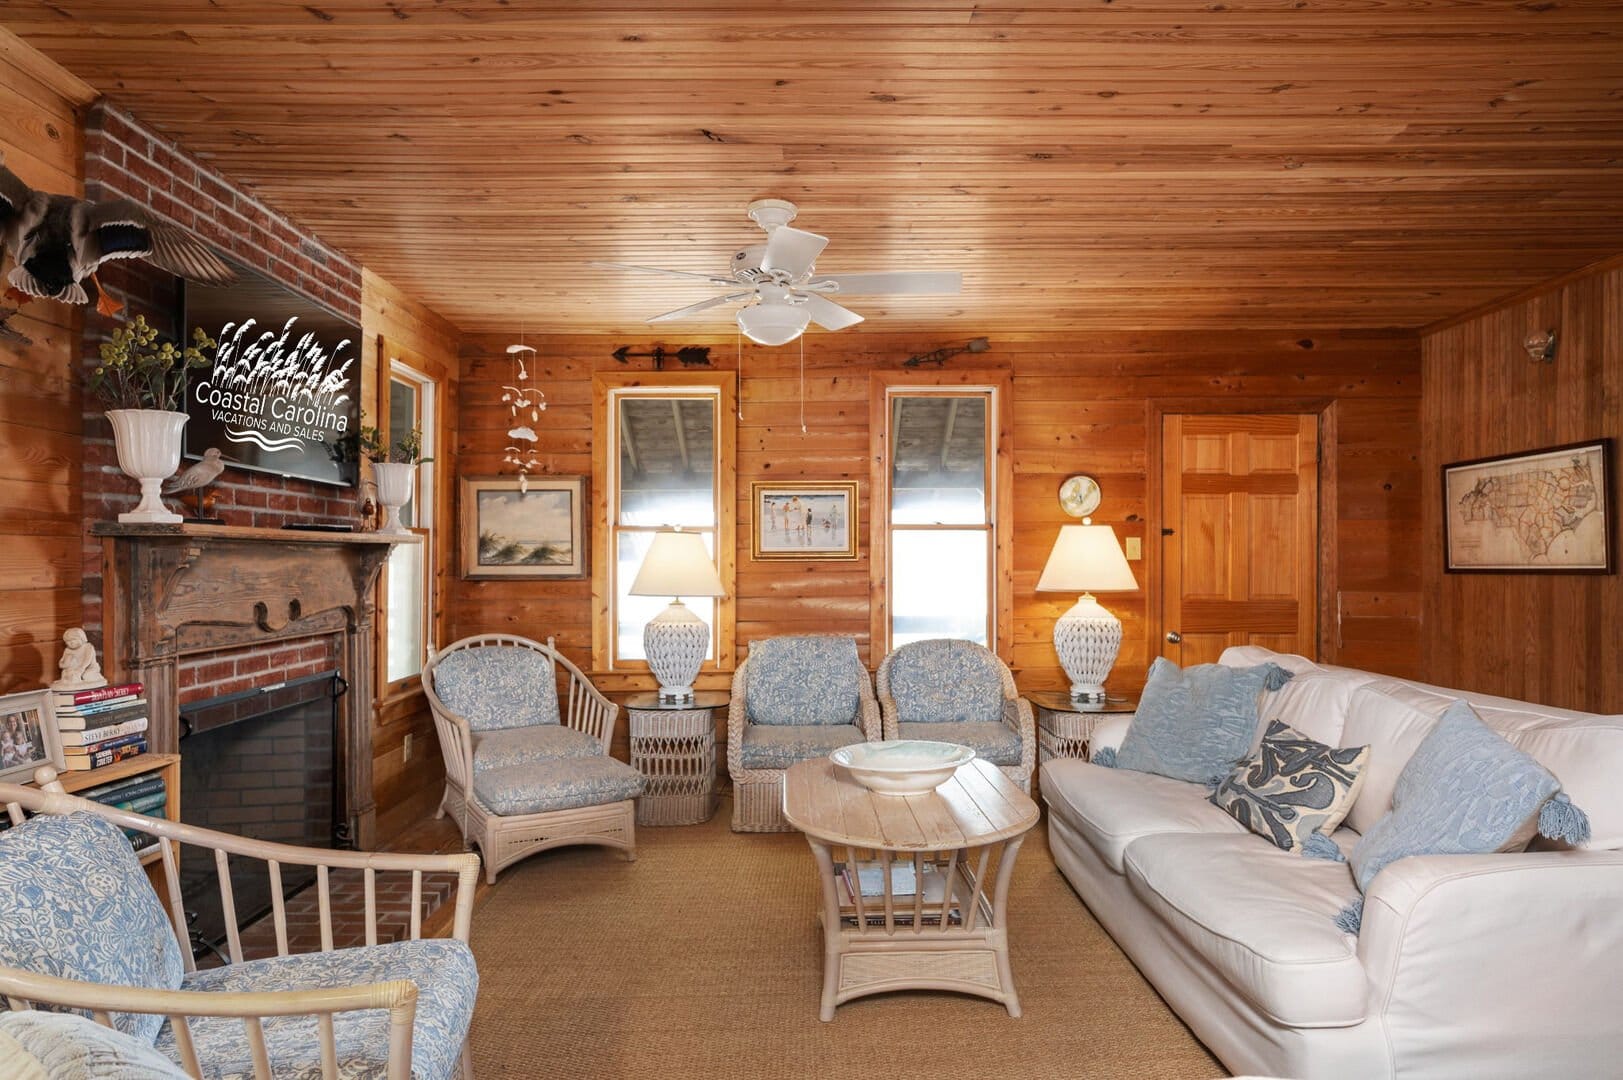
[460,475,589,579]
[751,482,858,561]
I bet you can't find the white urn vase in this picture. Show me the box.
[371,461,416,535]
[106,409,188,524]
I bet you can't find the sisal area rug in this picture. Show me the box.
[467,800,1225,1079]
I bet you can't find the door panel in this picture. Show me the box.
[1161,414,1318,665]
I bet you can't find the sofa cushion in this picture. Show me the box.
[739,723,866,770]
[0,1012,189,1080]
[1116,657,1292,785]
[472,724,602,771]
[432,645,560,732]
[896,720,1021,766]
[1350,700,1567,893]
[884,639,1006,725]
[745,636,863,726]
[1258,669,1384,750]
[0,812,183,1044]
[1123,833,1368,1027]
[1211,720,1370,856]
[1341,683,1441,834]
[472,756,645,817]
[156,939,476,1080]
[1040,757,1245,873]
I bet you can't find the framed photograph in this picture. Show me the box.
[460,475,589,579]
[751,481,859,561]
[1443,439,1613,574]
[0,690,62,785]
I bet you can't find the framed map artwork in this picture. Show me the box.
[1442,439,1613,574]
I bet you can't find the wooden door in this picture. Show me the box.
[1161,414,1318,666]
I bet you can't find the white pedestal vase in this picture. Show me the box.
[1053,593,1124,707]
[371,462,416,535]
[642,600,710,701]
[105,409,188,524]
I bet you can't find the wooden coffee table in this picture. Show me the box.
[782,756,1040,1021]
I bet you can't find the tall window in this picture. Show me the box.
[383,362,437,686]
[872,377,1011,657]
[594,373,736,672]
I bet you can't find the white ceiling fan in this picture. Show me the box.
[593,199,963,346]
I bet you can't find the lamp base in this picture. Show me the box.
[643,600,709,702]
[1054,593,1122,709]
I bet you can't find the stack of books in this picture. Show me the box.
[55,682,148,771]
[73,770,167,855]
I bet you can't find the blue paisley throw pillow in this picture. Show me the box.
[1211,720,1370,858]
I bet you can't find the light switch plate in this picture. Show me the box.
[1125,536,1142,560]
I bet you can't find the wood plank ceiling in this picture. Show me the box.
[7,1,1623,334]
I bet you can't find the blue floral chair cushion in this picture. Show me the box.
[472,725,602,772]
[431,646,561,732]
[896,720,1022,766]
[154,939,477,1080]
[739,724,866,770]
[885,639,1006,724]
[745,636,864,726]
[0,812,183,1044]
[473,756,646,817]
[0,1012,189,1080]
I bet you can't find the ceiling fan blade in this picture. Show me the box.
[810,270,962,296]
[798,292,865,332]
[647,291,755,323]
[590,261,738,287]
[761,226,829,280]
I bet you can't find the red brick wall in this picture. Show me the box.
[178,637,342,706]
[79,103,367,663]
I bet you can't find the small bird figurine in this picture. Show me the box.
[164,447,231,518]
[0,158,237,318]
[0,305,30,347]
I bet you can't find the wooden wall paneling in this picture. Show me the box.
[1421,262,1621,713]
[0,35,90,693]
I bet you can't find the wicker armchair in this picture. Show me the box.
[424,634,643,883]
[728,635,882,832]
[0,770,480,1080]
[876,638,1037,792]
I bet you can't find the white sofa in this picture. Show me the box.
[1042,645,1623,1080]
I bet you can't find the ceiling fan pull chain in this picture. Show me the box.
[736,326,745,422]
[799,333,807,434]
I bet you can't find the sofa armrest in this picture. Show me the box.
[1356,850,1623,1068]
[1089,714,1132,755]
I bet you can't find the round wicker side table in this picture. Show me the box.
[624,691,728,826]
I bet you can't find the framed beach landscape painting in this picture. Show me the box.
[461,476,589,579]
[751,481,859,561]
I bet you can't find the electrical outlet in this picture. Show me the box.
[402,733,413,763]
[1125,536,1142,560]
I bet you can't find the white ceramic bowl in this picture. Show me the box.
[829,740,976,797]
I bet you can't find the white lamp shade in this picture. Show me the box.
[736,301,810,346]
[629,531,726,598]
[1035,524,1139,594]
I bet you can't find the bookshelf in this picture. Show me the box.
[41,753,181,866]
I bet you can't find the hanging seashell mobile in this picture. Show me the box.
[501,340,547,492]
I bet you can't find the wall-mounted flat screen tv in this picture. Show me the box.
[181,267,361,487]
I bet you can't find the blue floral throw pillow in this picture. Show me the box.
[1211,720,1369,859]
[1113,657,1293,785]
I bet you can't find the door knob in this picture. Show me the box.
[1165,631,1182,644]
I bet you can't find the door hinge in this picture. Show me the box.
[1161,528,1175,536]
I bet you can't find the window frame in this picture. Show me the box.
[591,371,737,677]
[869,371,1014,661]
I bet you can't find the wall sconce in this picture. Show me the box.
[1523,329,1557,363]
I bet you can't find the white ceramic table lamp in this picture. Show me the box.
[629,530,727,701]
[1035,523,1140,706]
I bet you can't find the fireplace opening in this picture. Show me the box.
[178,669,347,958]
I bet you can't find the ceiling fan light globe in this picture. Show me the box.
[737,302,810,346]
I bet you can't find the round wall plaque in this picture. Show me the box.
[1058,474,1102,518]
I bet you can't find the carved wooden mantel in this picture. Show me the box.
[92,523,418,849]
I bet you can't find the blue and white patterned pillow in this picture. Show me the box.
[1211,720,1369,858]
[745,636,863,727]
[0,812,184,1044]
[884,639,1006,724]
[433,645,561,732]
[1115,657,1293,786]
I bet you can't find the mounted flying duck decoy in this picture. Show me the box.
[0,160,238,318]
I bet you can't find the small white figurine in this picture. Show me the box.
[52,627,107,691]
